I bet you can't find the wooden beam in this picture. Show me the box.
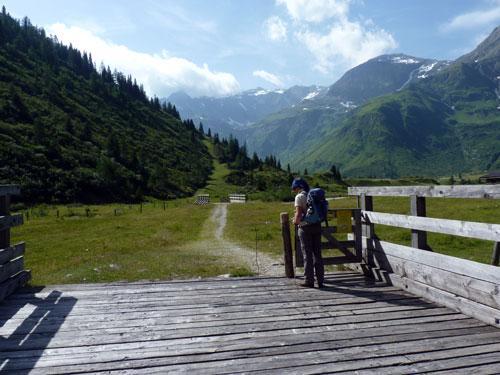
[492,242,500,266]
[410,195,430,251]
[349,185,500,199]
[0,270,31,302]
[0,256,24,284]
[361,237,500,284]
[362,210,500,242]
[0,214,24,231]
[0,243,25,265]
[0,195,10,249]
[388,273,500,328]
[280,213,294,278]
[0,185,20,196]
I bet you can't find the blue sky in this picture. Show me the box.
[2,0,500,97]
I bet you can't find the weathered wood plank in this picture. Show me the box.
[389,273,500,328]
[0,270,31,302]
[349,184,500,199]
[0,214,23,232]
[0,242,25,265]
[369,250,500,309]
[363,237,500,284]
[362,210,500,241]
[0,185,20,196]
[0,256,24,284]
[12,331,500,373]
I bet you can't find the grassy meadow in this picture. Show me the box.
[11,200,239,286]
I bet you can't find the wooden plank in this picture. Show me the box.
[349,184,500,199]
[10,331,500,373]
[368,249,500,309]
[67,336,500,374]
[0,185,20,196]
[0,214,24,231]
[0,320,487,364]
[0,256,24,284]
[362,210,500,242]
[0,242,25,265]
[0,270,31,302]
[388,273,500,328]
[362,237,500,284]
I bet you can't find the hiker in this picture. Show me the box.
[292,178,324,288]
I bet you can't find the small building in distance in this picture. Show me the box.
[479,170,500,184]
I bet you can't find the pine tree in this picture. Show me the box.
[207,128,212,138]
[304,168,308,176]
[287,164,291,173]
[198,122,204,135]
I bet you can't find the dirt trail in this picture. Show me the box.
[199,204,284,277]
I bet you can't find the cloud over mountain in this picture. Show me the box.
[47,23,240,98]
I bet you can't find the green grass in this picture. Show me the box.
[225,196,500,265]
[11,200,239,286]
[196,140,244,200]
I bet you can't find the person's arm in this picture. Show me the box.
[293,206,304,225]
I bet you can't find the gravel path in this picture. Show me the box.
[201,204,284,277]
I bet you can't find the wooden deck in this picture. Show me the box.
[1,272,500,374]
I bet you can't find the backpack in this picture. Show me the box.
[303,188,328,224]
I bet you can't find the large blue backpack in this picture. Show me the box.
[303,188,328,224]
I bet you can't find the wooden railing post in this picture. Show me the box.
[410,195,431,251]
[492,242,500,266]
[280,212,294,278]
[0,194,11,248]
[360,193,374,238]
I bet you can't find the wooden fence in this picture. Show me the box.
[194,194,210,205]
[0,185,30,302]
[347,184,500,328]
[229,194,247,203]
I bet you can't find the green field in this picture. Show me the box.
[10,200,244,286]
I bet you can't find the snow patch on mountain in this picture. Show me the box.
[340,101,357,108]
[417,62,438,79]
[391,56,421,64]
[303,91,320,100]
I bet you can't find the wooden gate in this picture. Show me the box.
[295,208,362,267]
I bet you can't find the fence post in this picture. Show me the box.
[410,195,431,251]
[492,242,500,266]
[280,212,294,278]
[0,195,11,249]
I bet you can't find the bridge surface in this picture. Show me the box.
[1,271,500,374]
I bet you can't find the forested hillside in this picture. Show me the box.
[0,8,212,203]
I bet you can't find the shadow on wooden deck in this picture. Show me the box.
[0,271,499,374]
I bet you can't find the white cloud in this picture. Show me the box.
[296,20,397,73]
[46,23,239,98]
[253,70,284,86]
[264,16,288,42]
[441,4,500,32]
[277,0,350,23]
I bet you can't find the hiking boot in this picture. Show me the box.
[298,282,314,288]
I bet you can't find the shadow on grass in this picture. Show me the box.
[0,288,77,373]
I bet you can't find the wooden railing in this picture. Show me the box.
[229,194,247,203]
[348,184,500,328]
[0,185,31,302]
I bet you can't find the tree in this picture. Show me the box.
[207,128,212,138]
[198,122,204,135]
[304,168,308,176]
[287,164,291,173]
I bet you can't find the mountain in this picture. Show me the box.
[241,54,448,165]
[327,54,449,103]
[165,85,327,137]
[0,10,212,203]
[293,27,500,177]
